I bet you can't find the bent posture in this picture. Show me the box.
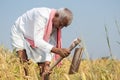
[11,7,73,76]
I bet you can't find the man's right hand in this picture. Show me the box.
[51,47,70,58]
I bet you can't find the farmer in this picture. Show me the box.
[11,7,73,75]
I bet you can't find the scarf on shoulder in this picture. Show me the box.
[43,9,62,65]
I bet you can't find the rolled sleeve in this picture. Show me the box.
[35,39,54,53]
[45,43,53,53]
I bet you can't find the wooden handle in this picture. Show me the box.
[49,38,81,71]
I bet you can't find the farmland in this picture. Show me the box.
[0,46,120,80]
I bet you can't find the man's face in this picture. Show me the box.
[52,17,68,29]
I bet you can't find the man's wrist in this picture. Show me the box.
[51,47,58,54]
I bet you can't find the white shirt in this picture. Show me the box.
[11,7,57,62]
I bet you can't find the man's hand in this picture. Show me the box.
[58,48,70,58]
[51,47,70,58]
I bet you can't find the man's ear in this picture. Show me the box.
[55,13,59,18]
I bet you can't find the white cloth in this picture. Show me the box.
[11,7,57,63]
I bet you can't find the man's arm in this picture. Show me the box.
[51,47,70,58]
[33,13,54,54]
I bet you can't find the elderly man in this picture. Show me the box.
[11,7,73,76]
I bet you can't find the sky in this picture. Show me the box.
[0,0,120,59]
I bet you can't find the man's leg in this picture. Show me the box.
[38,62,45,76]
[17,49,28,62]
[17,49,28,76]
[38,61,51,80]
